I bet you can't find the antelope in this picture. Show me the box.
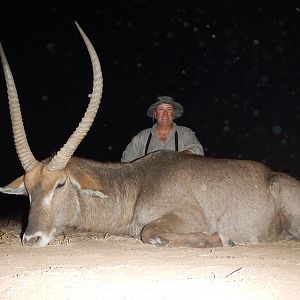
[1,23,300,248]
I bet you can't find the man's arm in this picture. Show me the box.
[121,132,147,162]
[180,128,205,156]
[121,136,139,162]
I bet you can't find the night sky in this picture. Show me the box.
[1,1,300,215]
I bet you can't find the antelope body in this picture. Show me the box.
[1,24,300,248]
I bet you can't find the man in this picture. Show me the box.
[121,96,204,162]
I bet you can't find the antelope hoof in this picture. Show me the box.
[148,236,169,246]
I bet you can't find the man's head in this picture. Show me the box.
[147,96,184,120]
[154,103,175,126]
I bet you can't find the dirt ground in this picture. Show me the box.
[0,220,300,300]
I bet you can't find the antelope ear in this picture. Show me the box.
[0,175,28,195]
[70,173,108,198]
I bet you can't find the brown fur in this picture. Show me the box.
[1,150,300,247]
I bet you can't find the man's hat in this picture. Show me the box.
[146,96,184,119]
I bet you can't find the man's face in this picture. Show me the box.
[154,103,174,126]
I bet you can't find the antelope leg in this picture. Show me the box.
[141,213,223,248]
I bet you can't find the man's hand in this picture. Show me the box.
[180,150,193,155]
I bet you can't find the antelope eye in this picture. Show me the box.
[56,181,66,190]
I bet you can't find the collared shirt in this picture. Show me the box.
[121,122,204,162]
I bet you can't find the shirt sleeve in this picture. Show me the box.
[121,131,147,162]
[181,127,205,156]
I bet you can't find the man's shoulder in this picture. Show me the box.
[175,125,194,134]
[134,127,152,139]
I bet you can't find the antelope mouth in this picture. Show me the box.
[22,230,55,247]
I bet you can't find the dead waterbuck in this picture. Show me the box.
[1,23,300,248]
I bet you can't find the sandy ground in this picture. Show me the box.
[0,221,300,300]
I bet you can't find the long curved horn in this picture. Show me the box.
[0,42,39,172]
[47,22,103,171]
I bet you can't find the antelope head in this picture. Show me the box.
[0,22,104,246]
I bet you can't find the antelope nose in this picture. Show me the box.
[22,233,43,246]
[22,230,53,247]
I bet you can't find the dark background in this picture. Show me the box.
[0,1,300,217]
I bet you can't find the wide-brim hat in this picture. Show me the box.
[147,96,184,119]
